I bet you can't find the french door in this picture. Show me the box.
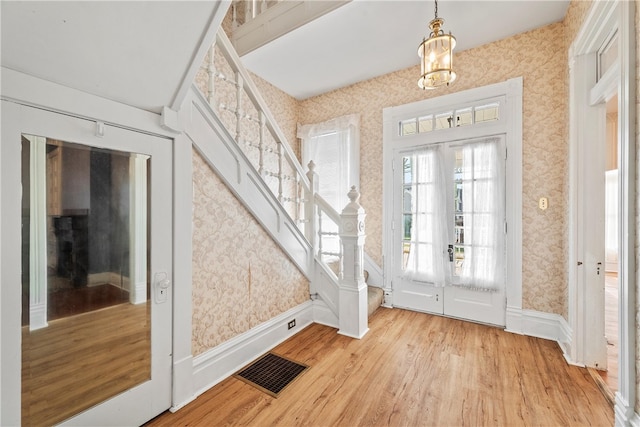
[392,136,506,326]
[1,102,172,426]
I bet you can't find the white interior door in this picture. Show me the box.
[392,137,506,326]
[2,102,172,426]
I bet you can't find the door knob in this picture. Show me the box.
[154,272,171,304]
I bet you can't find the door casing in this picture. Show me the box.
[382,78,523,331]
[0,100,172,425]
[567,1,636,422]
[391,139,507,326]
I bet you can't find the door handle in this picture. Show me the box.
[154,272,171,303]
[596,262,602,276]
[447,245,454,262]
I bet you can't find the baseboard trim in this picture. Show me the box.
[505,307,574,362]
[628,410,640,427]
[170,355,195,412]
[615,392,638,427]
[312,299,339,329]
[190,301,314,402]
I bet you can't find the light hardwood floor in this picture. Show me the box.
[22,302,150,426]
[147,307,613,426]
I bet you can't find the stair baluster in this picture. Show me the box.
[195,29,368,336]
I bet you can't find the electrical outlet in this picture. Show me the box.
[287,319,296,330]
[539,197,548,210]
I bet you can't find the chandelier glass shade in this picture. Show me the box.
[418,3,457,89]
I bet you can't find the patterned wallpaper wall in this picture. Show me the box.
[299,23,568,315]
[635,0,640,415]
[204,6,640,411]
[191,149,309,355]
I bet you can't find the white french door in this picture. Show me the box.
[1,101,172,426]
[392,136,506,326]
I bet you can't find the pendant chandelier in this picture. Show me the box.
[418,0,457,89]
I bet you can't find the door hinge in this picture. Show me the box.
[504,221,508,234]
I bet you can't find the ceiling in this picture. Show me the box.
[1,1,225,114]
[240,0,570,100]
[0,1,570,111]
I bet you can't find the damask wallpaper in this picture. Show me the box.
[635,0,640,415]
[191,150,309,356]
[299,23,568,316]
[206,4,640,412]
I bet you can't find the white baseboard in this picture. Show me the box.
[170,354,195,412]
[615,393,639,427]
[29,301,47,331]
[312,299,339,328]
[505,307,574,362]
[189,301,314,404]
[88,272,131,291]
[627,410,640,427]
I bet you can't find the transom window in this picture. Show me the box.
[399,102,500,137]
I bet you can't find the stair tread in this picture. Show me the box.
[367,286,384,317]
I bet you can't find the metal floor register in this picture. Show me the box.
[234,352,309,398]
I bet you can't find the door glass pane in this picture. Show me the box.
[400,118,417,136]
[402,152,441,282]
[451,141,503,287]
[453,150,466,276]
[418,115,433,133]
[21,135,151,426]
[454,108,473,127]
[474,103,500,123]
[435,112,453,130]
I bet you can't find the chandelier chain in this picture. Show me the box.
[434,0,438,19]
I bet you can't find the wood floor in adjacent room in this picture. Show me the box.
[147,307,613,427]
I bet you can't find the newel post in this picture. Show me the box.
[305,161,318,247]
[338,186,368,339]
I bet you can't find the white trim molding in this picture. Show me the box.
[568,1,637,424]
[506,308,574,363]
[381,77,523,329]
[363,251,383,288]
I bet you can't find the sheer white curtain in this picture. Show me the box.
[403,147,447,286]
[298,114,359,212]
[457,138,505,289]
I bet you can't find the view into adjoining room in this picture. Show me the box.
[598,94,619,397]
[20,136,151,425]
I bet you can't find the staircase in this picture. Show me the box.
[183,29,382,337]
[365,271,384,317]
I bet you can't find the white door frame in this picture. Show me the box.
[568,1,636,424]
[0,69,184,425]
[382,78,523,329]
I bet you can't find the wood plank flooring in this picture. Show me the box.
[22,302,150,426]
[147,308,613,427]
[597,273,619,394]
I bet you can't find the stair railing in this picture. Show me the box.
[306,161,342,280]
[197,28,368,337]
[201,29,310,231]
[230,0,277,29]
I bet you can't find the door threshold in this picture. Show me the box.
[586,367,614,406]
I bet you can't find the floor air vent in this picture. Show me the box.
[234,353,309,398]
